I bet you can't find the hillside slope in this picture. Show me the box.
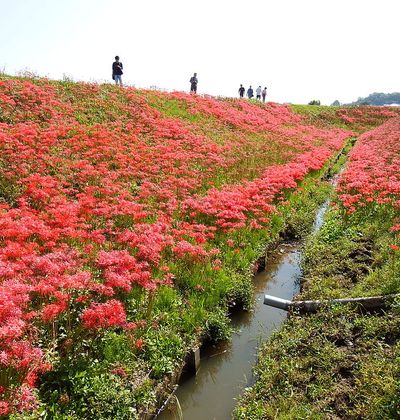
[0,76,399,418]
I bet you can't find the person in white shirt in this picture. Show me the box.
[256,86,262,100]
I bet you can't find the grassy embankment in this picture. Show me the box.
[234,115,400,419]
[0,75,397,419]
[38,86,346,418]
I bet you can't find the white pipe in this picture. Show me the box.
[264,293,398,313]
[263,295,292,310]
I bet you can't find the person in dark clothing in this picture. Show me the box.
[247,86,254,99]
[238,84,245,98]
[112,56,123,86]
[190,73,198,93]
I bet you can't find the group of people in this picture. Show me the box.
[239,84,267,102]
[112,58,198,93]
[112,61,267,103]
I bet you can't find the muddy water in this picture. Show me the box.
[158,244,302,420]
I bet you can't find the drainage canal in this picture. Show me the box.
[158,201,330,420]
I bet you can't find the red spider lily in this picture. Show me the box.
[111,366,128,378]
[338,118,400,217]
[81,300,127,329]
[134,338,144,350]
[2,77,397,414]
[337,117,400,242]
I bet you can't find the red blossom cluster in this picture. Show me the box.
[169,91,302,133]
[0,78,356,412]
[183,148,343,231]
[335,107,400,129]
[338,117,400,212]
[161,91,351,157]
[337,117,400,251]
[81,299,128,329]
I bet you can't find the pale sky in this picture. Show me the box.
[0,0,399,104]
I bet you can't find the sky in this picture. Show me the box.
[0,0,399,104]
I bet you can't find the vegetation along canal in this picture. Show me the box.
[158,200,330,419]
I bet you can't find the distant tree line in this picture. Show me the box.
[346,92,400,106]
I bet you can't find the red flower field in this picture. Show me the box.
[338,117,400,213]
[0,77,399,415]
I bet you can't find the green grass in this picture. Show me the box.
[234,304,400,420]
[234,193,400,419]
[291,104,348,129]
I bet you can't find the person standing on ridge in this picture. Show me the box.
[247,86,254,99]
[190,73,198,93]
[262,86,267,103]
[256,85,262,100]
[238,84,245,98]
[112,56,123,86]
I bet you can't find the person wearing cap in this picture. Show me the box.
[112,56,123,86]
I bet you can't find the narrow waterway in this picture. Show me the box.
[158,202,329,420]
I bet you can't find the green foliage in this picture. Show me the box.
[283,178,332,239]
[68,373,139,419]
[38,354,156,419]
[147,96,204,123]
[0,165,23,206]
[204,307,233,343]
[290,104,348,129]
[225,271,253,310]
[349,92,400,106]
[154,286,182,312]
[141,328,185,378]
[234,305,400,419]
[102,333,134,364]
